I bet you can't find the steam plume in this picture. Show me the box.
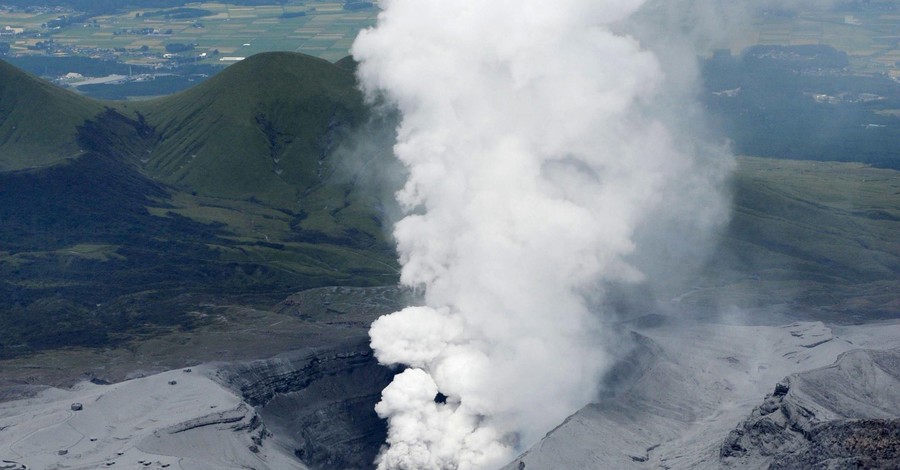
[352,1,732,468]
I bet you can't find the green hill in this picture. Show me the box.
[129,52,388,244]
[136,52,365,206]
[0,59,104,171]
[0,52,399,358]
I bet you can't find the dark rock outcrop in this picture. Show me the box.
[165,403,255,434]
[721,348,900,469]
[771,419,900,469]
[0,460,27,470]
[216,336,393,470]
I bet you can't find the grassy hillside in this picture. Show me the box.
[694,157,900,321]
[136,52,364,205]
[131,52,393,245]
[0,59,104,171]
[0,52,400,358]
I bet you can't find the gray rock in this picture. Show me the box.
[721,348,900,469]
[215,337,393,470]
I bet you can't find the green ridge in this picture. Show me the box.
[0,59,104,171]
[135,52,366,207]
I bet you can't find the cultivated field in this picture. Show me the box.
[0,1,378,63]
[0,3,895,74]
[740,10,900,74]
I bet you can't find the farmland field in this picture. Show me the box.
[738,10,900,74]
[0,3,895,73]
[1,2,898,102]
[0,2,379,63]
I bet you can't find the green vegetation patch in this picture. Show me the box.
[55,244,125,261]
[139,7,215,20]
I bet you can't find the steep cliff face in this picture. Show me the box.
[722,348,900,469]
[215,337,393,470]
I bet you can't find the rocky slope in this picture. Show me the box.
[722,348,900,469]
[3,310,900,470]
[503,319,900,470]
[215,333,393,469]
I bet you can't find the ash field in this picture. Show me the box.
[3,294,900,469]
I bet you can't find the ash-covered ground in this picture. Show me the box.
[2,309,899,470]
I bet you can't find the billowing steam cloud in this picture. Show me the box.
[352,0,731,468]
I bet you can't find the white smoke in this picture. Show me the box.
[352,1,733,468]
